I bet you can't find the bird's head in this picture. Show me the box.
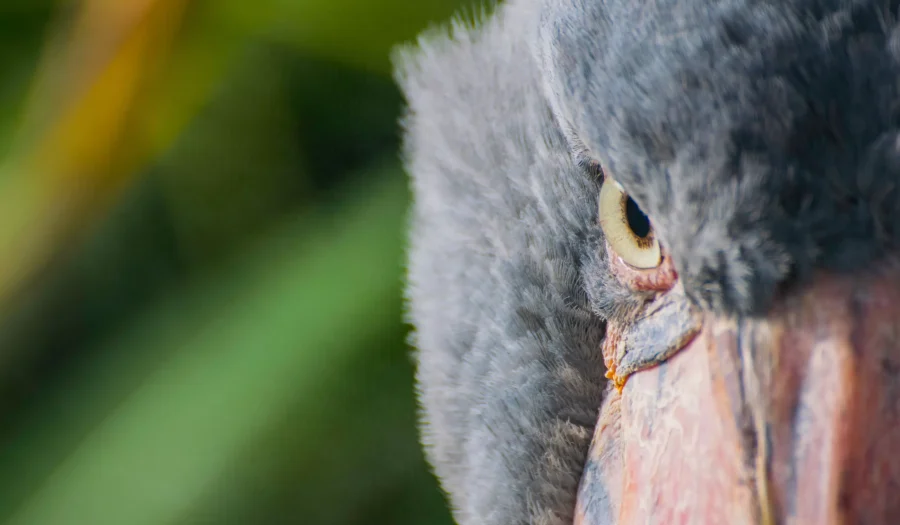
[542,1,900,522]
[399,0,900,523]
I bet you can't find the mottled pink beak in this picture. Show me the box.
[577,264,900,524]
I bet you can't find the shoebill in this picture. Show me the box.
[397,0,900,523]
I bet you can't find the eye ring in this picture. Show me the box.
[598,178,661,269]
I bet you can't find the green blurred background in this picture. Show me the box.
[0,1,475,523]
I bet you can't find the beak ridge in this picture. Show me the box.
[577,266,900,524]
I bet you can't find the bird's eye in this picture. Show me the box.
[598,178,661,269]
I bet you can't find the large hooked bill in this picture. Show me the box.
[577,263,900,525]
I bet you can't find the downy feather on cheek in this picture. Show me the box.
[396,1,610,523]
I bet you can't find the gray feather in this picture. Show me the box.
[539,0,900,315]
[395,2,608,523]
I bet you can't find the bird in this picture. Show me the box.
[396,0,900,523]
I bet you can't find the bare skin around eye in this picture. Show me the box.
[607,243,677,292]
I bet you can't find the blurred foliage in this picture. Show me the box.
[0,0,472,523]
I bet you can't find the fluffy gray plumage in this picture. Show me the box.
[540,0,900,315]
[396,0,900,523]
[396,4,608,523]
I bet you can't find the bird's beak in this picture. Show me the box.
[576,264,900,524]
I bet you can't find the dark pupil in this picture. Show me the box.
[625,196,651,238]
